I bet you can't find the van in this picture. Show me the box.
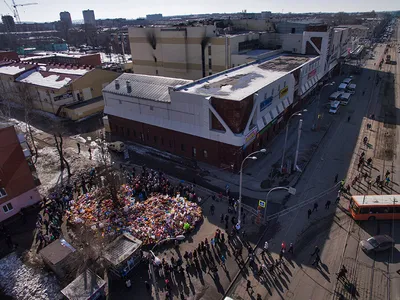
[339,93,351,105]
[329,101,340,114]
[338,83,348,92]
[342,77,353,85]
[329,92,343,101]
[346,84,356,94]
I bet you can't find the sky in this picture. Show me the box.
[0,0,398,23]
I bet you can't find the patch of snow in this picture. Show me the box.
[87,136,92,141]
[16,70,72,89]
[48,68,89,76]
[0,65,27,75]
[90,141,97,147]
[0,252,62,300]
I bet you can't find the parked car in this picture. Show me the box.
[329,100,340,114]
[360,235,395,254]
[107,141,125,153]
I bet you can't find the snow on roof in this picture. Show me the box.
[16,69,74,89]
[0,65,28,75]
[178,54,315,101]
[38,65,89,75]
[103,73,192,103]
[352,195,400,206]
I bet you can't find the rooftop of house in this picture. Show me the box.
[103,73,192,103]
[16,68,81,89]
[177,54,316,100]
[61,269,106,300]
[39,238,76,265]
[0,62,36,76]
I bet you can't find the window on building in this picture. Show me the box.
[209,72,212,75]
[0,188,7,198]
[291,28,296,34]
[284,81,287,87]
[150,106,154,111]
[156,70,159,75]
[154,136,158,144]
[192,147,196,157]
[271,88,274,97]
[269,111,274,120]
[140,133,144,141]
[278,85,281,91]
[181,144,185,151]
[208,45,212,56]
[203,150,208,158]
[2,202,13,213]
[208,58,212,69]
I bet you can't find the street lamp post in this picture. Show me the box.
[264,186,296,221]
[148,235,185,300]
[280,109,307,174]
[238,149,267,228]
[313,82,335,130]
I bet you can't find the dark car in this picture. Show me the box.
[360,235,395,254]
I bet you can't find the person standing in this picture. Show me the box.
[308,209,312,219]
[312,254,321,267]
[347,116,351,122]
[77,142,81,154]
[246,280,253,294]
[334,174,338,183]
[288,243,294,254]
[312,202,318,212]
[325,200,331,209]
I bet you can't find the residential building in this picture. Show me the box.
[103,53,319,169]
[146,14,163,21]
[0,126,41,222]
[0,61,119,119]
[128,25,267,80]
[83,9,96,26]
[2,15,16,32]
[336,25,369,40]
[60,11,72,28]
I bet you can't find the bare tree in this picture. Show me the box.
[15,84,39,163]
[54,133,72,178]
[97,143,122,208]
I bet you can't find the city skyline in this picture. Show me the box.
[0,0,398,23]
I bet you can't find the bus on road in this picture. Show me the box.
[349,195,400,221]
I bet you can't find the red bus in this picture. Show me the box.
[349,195,400,221]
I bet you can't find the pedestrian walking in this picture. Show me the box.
[308,208,312,219]
[210,203,215,215]
[246,280,253,294]
[336,265,348,281]
[288,243,294,254]
[312,202,318,212]
[279,249,284,262]
[263,241,269,255]
[77,142,80,154]
[312,254,321,266]
[88,148,92,160]
[347,116,351,122]
[325,200,331,209]
[257,294,262,300]
[334,174,338,183]
[145,281,151,292]
[220,254,226,267]
[311,246,320,257]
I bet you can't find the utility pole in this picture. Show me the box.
[293,119,303,172]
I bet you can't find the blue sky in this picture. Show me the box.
[0,0,398,23]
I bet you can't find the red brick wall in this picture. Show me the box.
[0,51,18,61]
[108,115,243,169]
[0,127,36,205]
[79,54,101,66]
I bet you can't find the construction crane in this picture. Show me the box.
[3,0,38,23]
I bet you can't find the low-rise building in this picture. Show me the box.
[0,61,119,119]
[0,126,40,222]
[104,53,319,169]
